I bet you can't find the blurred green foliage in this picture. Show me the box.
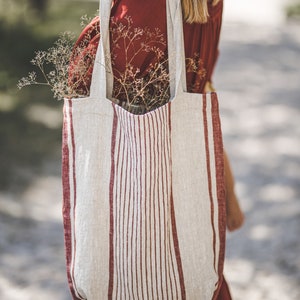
[0,0,98,189]
[286,2,300,19]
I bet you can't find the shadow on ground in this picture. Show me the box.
[215,21,300,299]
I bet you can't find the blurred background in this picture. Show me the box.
[0,0,299,299]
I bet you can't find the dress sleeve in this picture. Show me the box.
[68,16,100,97]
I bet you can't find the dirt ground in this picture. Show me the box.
[216,20,300,300]
[0,2,299,300]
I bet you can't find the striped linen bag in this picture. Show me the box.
[62,0,226,299]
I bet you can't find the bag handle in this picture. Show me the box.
[89,0,113,99]
[167,0,187,99]
[90,0,187,101]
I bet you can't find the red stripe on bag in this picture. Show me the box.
[211,92,227,300]
[62,101,84,300]
[203,94,217,271]
[169,104,187,300]
[108,107,118,299]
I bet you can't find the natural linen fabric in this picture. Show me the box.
[62,0,226,299]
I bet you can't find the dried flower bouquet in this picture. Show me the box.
[18,15,204,114]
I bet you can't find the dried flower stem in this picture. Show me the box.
[18,15,204,114]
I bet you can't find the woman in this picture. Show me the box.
[69,0,244,232]
[68,0,244,298]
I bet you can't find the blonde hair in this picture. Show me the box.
[182,0,220,24]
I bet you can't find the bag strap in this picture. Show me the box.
[89,0,113,99]
[167,0,187,99]
[90,0,187,100]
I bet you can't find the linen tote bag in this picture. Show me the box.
[62,0,226,299]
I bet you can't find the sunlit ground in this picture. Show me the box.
[215,1,300,299]
[0,0,299,299]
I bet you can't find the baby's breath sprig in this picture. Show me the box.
[18,15,203,114]
[18,32,76,100]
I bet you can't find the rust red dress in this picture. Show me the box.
[68,1,231,298]
[69,0,223,96]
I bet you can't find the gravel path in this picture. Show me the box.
[215,2,300,298]
[215,20,300,300]
[0,2,299,299]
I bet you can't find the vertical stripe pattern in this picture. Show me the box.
[202,95,217,271]
[62,100,86,300]
[62,93,226,299]
[210,93,226,299]
[202,93,226,299]
[170,92,225,299]
[108,104,185,299]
